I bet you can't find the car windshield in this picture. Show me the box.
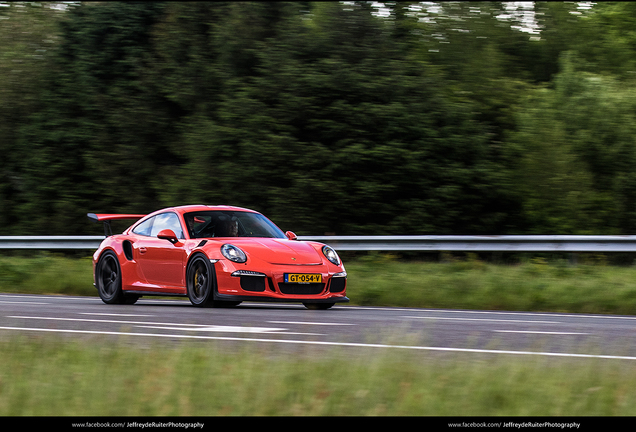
[184,211,286,239]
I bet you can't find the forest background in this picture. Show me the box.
[2,1,636,238]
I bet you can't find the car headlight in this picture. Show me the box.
[221,244,247,263]
[322,245,340,265]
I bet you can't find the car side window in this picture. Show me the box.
[149,212,184,239]
[132,216,154,237]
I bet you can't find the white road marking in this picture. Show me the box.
[242,303,301,308]
[6,316,320,336]
[354,306,636,322]
[268,321,355,326]
[136,325,321,335]
[80,313,154,317]
[8,315,206,327]
[0,294,100,301]
[402,316,560,324]
[0,325,634,361]
[493,330,589,335]
[137,299,189,304]
[0,301,49,305]
[410,308,636,321]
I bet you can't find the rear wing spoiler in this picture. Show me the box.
[87,213,146,236]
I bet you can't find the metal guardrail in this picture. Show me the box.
[0,236,105,250]
[3,235,636,252]
[298,235,636,252]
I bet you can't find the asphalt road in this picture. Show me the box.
[2,293,636,361]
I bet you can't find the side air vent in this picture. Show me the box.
[197,240,208,247]
[123,241,134,261]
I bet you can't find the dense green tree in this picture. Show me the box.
[156,1,519,234]
[511,53,636,234]
[13,2,170,234]
[0,2,66,233]
[3,1,636,238]
[567,1,636,80]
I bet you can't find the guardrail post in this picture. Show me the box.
[568,253,578,266]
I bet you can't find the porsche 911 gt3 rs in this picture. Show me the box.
[88,205,348,309]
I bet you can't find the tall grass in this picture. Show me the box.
[347,253,636,315]
[1,335,635,416]
[0,254,94,296]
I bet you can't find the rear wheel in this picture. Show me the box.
[187,254,215,307]
[96,251,125,304]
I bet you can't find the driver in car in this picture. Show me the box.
[216,218,239,237]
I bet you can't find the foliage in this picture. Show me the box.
[1,2,636,236]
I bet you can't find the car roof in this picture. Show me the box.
[123,205,261,235]
[158,205,259,216]
[173,205,258,214]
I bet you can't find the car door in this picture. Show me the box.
[134,212,187,289]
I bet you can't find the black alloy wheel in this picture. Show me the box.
[187,254,215,307]
[96,251,125,304]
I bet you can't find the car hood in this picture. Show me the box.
[224,238,324,265]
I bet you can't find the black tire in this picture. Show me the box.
[303,302,334,310]
[96,251,125,304]
[186,254,215,307]
[122,294,140,305]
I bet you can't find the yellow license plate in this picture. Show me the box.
[284,273,322,283]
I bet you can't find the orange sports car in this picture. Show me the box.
[88,205,348,309]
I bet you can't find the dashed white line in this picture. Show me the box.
[268,321,355,326]
[0,295,99,301]
[0,301,49,305]
[353,306,636,322]
[402,316,560,324]
[80,313,154,317]
[411,308,636,321]
[493,330,589,335]
[8,315,205,327]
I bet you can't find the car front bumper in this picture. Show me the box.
[213,260,349,303]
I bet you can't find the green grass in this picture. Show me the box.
[347,253,636,315]
[3,253,636,315]
[0,254,94,297]
[1,335,636,416]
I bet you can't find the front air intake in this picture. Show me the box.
[329,278,346,293]
[278,283,325,295]
[239,276,266,292]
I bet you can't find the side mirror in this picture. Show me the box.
[157,229,178,244]
[285,231,298,241]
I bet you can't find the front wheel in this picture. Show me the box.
[96,251,124,304]
[186,254,215,307]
